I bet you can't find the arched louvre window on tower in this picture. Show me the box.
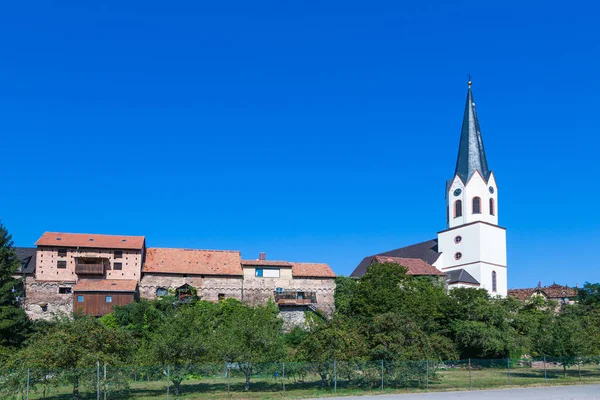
[472,197,481,214]
[492,271,497,292]
[489,198,495,215]
[454,200,463,218]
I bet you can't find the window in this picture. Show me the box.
[297,292,304,300]
[58,249,67,257]
[57,260,67,269]
[454,236,462,244]
[114,250,123,259]
[454,200,463,218]
[77,295,84,303]
[58,287,72,294]
[275,287,284,294]
[218,293,225,301]
[114,262,122,270]
[255,268,280,278]
[472,197,481,214]
[492,271,497,292]
[454,252,462,260]
[156,287,168,297]
[489,198,495,216]
[105,296,112,303]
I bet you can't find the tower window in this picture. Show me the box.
[472,197,481,214]
[454,235,462,244]
[454,252,462,260]
[454,200,463,218]
[492,271,497,292]
[489,198,495,216]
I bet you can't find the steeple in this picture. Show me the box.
[454,80,491,183]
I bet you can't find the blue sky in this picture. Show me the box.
[2,1,599,288]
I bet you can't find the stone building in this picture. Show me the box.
[508,283,578,306]
[20,232,336,320]
[139,247,244,301]
[24,232,145,318]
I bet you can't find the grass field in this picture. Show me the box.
[11,363,600,400]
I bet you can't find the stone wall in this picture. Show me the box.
[23,277,74,320]
[279,307,307,330]
[139,274,243,301]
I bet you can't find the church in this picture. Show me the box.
[351,80,508,297]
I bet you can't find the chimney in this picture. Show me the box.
[259,252,266,261]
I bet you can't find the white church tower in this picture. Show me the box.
[434,80,507,296]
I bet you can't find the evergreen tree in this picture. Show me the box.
[0,221,29,358]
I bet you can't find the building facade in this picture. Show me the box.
[351,81,508,296]
[18,233,335,320]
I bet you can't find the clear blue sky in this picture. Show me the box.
[2,1,599,288]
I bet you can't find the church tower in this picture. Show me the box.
[434,80,507,296]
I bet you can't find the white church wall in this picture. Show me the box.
[479,223,507,267]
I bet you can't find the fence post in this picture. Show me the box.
[544,356,547,380]
[282,361,285,392]
[166,365,170,400]
[468,358,472,389]
[426,360,429,391]
[578,356,581,381]
[334,360,337,393]
[26,368,30,400]
[97,361,100,400]
[381,359,384,390]
[227,364,230,395]
[507,358,511,384]
[103,363,107,400]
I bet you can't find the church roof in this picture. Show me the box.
[351,239,440,277]
[446,269,479,285]
[454,82,491,183]
[371,256,444,276]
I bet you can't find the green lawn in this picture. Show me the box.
[16,364,600,400]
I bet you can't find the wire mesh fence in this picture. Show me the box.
[2,357,600,399]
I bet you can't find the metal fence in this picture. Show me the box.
[2,357,600,399]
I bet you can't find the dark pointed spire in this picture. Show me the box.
[454,79,491,183]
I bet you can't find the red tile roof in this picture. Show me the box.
[241,260,293,267]
[36,232,145,250]
[508,284,578,300]
[291,263,336,278]
[73,279,138,292]
[542,284,578,298]
[371,256,444,276]
[144,248,243,276]
[507,288,536,301]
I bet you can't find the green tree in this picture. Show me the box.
[213,300,286,390]
[334,276,357,316]
[3,316,134,400]
[446,288,528,359]
[297,316,367,386]
[0,221,30,359]
[578,282,600,307]
[138,306,209,395]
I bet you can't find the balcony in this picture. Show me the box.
[75,257,107,275]
[274,291,317,306]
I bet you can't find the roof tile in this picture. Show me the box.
[371,256,444,276]
[73,279,138,292]
[144,248,242,276]
[291,262,336,278]
[36,232,145,250]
